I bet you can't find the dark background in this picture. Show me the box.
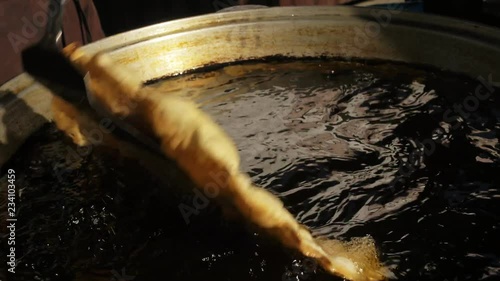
[93,0,217,35]
[92,0,500,36]
[92,0,281,35]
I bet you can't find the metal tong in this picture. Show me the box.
[21,0,163,156]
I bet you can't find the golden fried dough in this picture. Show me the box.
[51,43,391,281]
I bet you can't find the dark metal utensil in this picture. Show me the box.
[20,0,164,156]
[21,0,90,106]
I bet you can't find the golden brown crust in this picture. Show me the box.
[52,45,391,281]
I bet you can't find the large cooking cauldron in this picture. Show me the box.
[1,6,500,167]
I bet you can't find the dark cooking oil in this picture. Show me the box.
[1,59,499,281]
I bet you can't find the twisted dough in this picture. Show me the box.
[52,43,390,281]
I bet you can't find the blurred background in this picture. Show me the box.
[93,0,500,36]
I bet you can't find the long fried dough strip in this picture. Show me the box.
[55,43,390,281]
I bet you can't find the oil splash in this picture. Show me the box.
[316,236,394,281]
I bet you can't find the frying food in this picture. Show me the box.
[51,43,391,281]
